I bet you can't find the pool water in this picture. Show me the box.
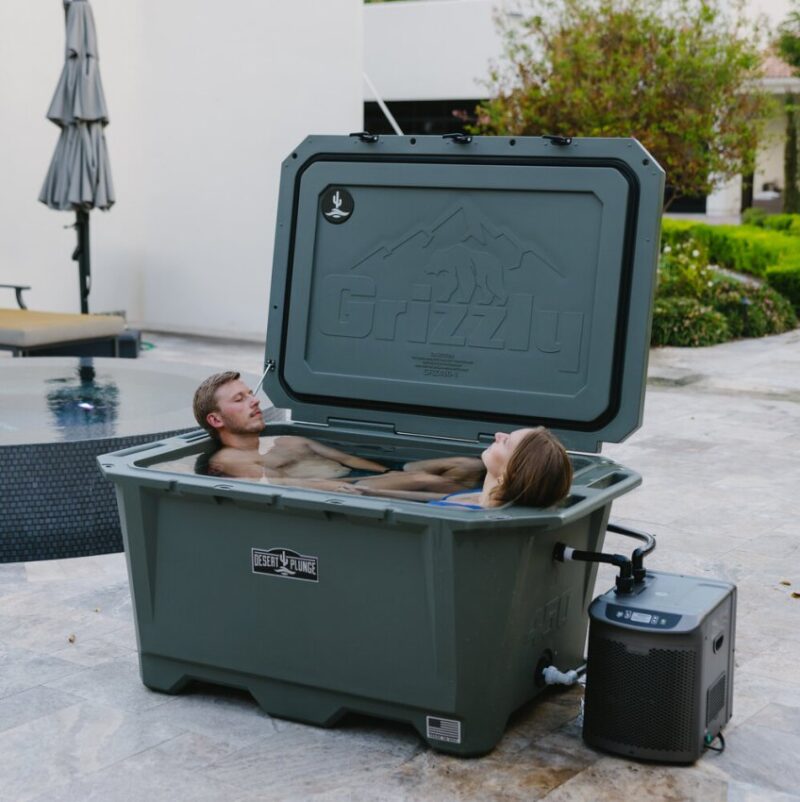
[0,358,211,445]
[150,445,410,478]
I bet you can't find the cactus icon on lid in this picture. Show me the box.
[322,187,354,224]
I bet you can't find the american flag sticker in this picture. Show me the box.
[426,715,462,744]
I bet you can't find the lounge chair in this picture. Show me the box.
[0,283,126,357]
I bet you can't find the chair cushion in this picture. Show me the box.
[0,309,125,347]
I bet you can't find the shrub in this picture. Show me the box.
[766,260,800,311]
[651,297,729,347]
[711,280,797,337]
[741,207,768,226]
[658,240,713,296]
[655,231,798,345]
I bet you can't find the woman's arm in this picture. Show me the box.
[352,470,466,494]
[352,487,448,502]
[403,456,485,486]
[262,477,363,493]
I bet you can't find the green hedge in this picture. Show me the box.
[661,218,800,311]
[741,208,800,235]
[765,260,800,311]
[661,219,796,278]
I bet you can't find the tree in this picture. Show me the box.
[778,7,800,212]
[470,0,775,209]
[784,95,799,213]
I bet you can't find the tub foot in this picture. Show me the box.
[415,709,508,757]
[140,654,191,694]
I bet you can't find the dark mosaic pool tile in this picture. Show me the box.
[0,429,190,564]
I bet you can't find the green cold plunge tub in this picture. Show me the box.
[99,134,665,756]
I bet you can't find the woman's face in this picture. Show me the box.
[481,428,538,479]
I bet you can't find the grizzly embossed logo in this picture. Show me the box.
[315,201,583,374]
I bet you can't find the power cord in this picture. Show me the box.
[703,732,726,754]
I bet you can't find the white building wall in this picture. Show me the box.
[748,0,794,26]
[364,0,503,101]
[0,0,362,340]
[755,110,787,194]
[706,176,743,218]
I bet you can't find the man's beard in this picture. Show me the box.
[223,413,264,435]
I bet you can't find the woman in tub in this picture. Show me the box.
[352,427,573,509]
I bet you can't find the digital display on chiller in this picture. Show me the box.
[603,604,682,629]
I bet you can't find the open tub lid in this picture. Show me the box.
[264,135,664,452]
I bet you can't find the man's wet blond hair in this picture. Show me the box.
[193,371,240,439]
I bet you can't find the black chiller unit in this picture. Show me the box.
[555,524,736,763]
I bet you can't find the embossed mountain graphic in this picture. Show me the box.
[349,201,564,306]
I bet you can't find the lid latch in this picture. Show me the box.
[543,134,573,146]
[443,132,473,144]
[349,131,380,143]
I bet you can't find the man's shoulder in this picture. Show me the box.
[210,446,254,465]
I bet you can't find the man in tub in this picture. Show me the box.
[192,371,390,491]
[193,371,572,507]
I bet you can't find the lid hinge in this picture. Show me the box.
[253,360,276,397]
[327,418,396,434]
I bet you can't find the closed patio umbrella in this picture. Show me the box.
[39,0,114,314]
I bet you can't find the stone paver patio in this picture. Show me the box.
[1,329,799,801]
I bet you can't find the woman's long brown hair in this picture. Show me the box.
[491,428,573,508]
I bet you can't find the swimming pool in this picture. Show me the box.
[0,358,262,562]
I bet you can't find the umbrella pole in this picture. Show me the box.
[73,209,91,314]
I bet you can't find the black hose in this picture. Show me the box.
[552,543,635,593]
[607,521,656,583]
[553,522,658,594]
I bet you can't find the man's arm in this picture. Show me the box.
[303,438,388,472]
